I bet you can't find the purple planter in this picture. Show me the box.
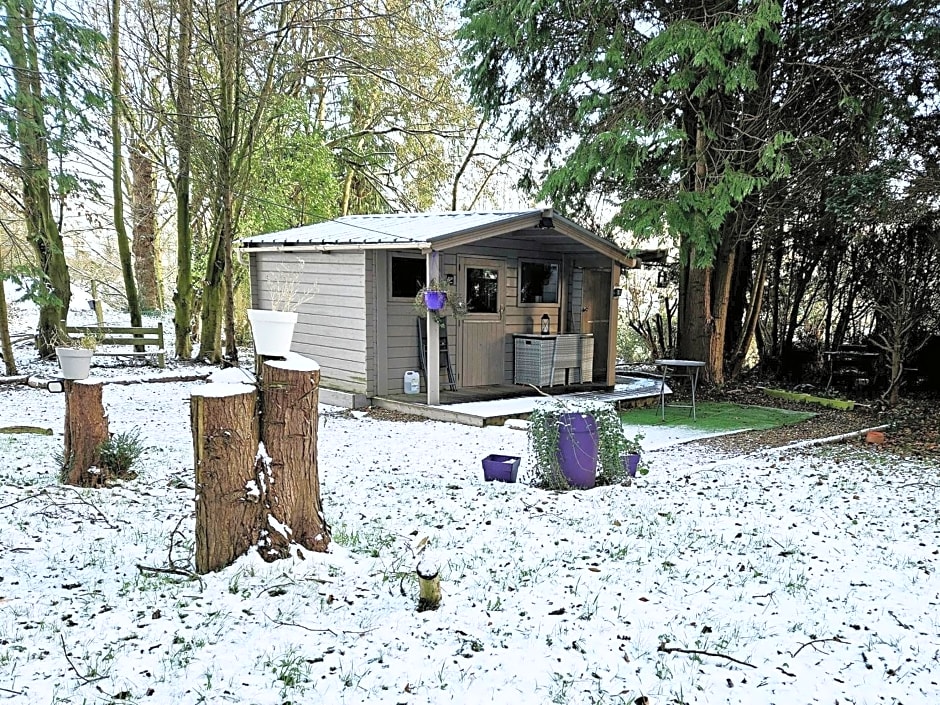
[482,454,520,482]
[556,412,598,489]
[622,452,641,478]
[424,290,447,311]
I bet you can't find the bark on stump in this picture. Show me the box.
[259,358,330,559]
[191,384,259,574]
[63,379,109,486]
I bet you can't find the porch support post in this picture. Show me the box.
[426,251,440,405]
[607,262,620,386]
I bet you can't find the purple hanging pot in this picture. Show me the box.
[424,290,447,311]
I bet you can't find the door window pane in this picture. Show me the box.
[466,267,499,313]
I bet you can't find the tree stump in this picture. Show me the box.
[416,554,441,612]
[191,355,331,574]
[63,379,109,486]
[191,383,259,574]
[259,357,330,558]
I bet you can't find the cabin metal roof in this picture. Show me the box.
[239,209,637,267]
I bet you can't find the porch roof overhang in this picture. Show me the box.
[238,208,638,269]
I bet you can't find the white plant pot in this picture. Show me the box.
[247,309,298,357]
[56,347,93,380]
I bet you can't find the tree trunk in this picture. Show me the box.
[172,0,194,359]
[130,140,161,311]
[5,0,70,356]
[191,385,259,574]
[0,246,17,376]
[259,358,330,558]
[63,380,109,486]
[110,0,142,329]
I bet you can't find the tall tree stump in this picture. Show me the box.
[191,383,259,574]
[63,379,109,486]
[259,357,330,559]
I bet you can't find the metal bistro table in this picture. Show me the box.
[654,359,706,420]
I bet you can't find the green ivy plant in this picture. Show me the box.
[527,400,646,489]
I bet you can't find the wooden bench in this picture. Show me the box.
[66,323,166,368]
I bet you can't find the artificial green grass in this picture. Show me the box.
[619,402,815,432]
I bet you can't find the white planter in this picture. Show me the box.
[247,309,298,357]
[56,347,93,380]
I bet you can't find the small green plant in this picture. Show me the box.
[97,428,145,479]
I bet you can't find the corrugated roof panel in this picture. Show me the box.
[239,210,540,246]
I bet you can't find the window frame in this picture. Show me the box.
[388,253,427,301]
[517,259,561,306]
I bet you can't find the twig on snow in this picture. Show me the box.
[0,686,25,695]
[65,488,116,529]
[791,636,849,658]
[136,563,205,591]
[888,610,913,630]
[59,634,107,685]
[657,643,756,668]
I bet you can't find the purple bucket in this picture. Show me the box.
[622,453,641,478]
[556,412,598,489]
[424,290,447,311]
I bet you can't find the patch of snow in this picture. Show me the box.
[265,352,320,372]
[190,382,255,398]
[209,367,256,385]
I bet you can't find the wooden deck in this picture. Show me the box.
[372,376,666,427]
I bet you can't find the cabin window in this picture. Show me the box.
[519,261,559,304]
[390,256,426,298]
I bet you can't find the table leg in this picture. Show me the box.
[690,366,699,420]
[659,365,667,420]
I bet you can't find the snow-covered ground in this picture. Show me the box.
[1,285,938,704]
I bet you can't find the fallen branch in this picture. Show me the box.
[0,686,25,696]
[658,643,756,668]
[0,425,52,435]
[105,372,211,386]
[888,610,913,630]
[791,636,849,658]
[266,614,374,637]
[0,489,47,511]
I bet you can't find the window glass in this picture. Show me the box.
[391,256,426,298]
[466,267,499,313]
[519,261,559,304]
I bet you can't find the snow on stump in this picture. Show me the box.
[191,354,330,574]
[62,379,109,487]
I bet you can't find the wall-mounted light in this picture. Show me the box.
[656,269,668,288]
[612,287,623,298]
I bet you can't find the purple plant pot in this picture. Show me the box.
[556,412,598,489]
[622,452,641,478]
[424,290,447,311]
[482,454,520,482]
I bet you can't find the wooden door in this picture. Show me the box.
[581,269,611,381]
[458,257,505,387]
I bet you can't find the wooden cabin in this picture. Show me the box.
[240,208,637,408]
